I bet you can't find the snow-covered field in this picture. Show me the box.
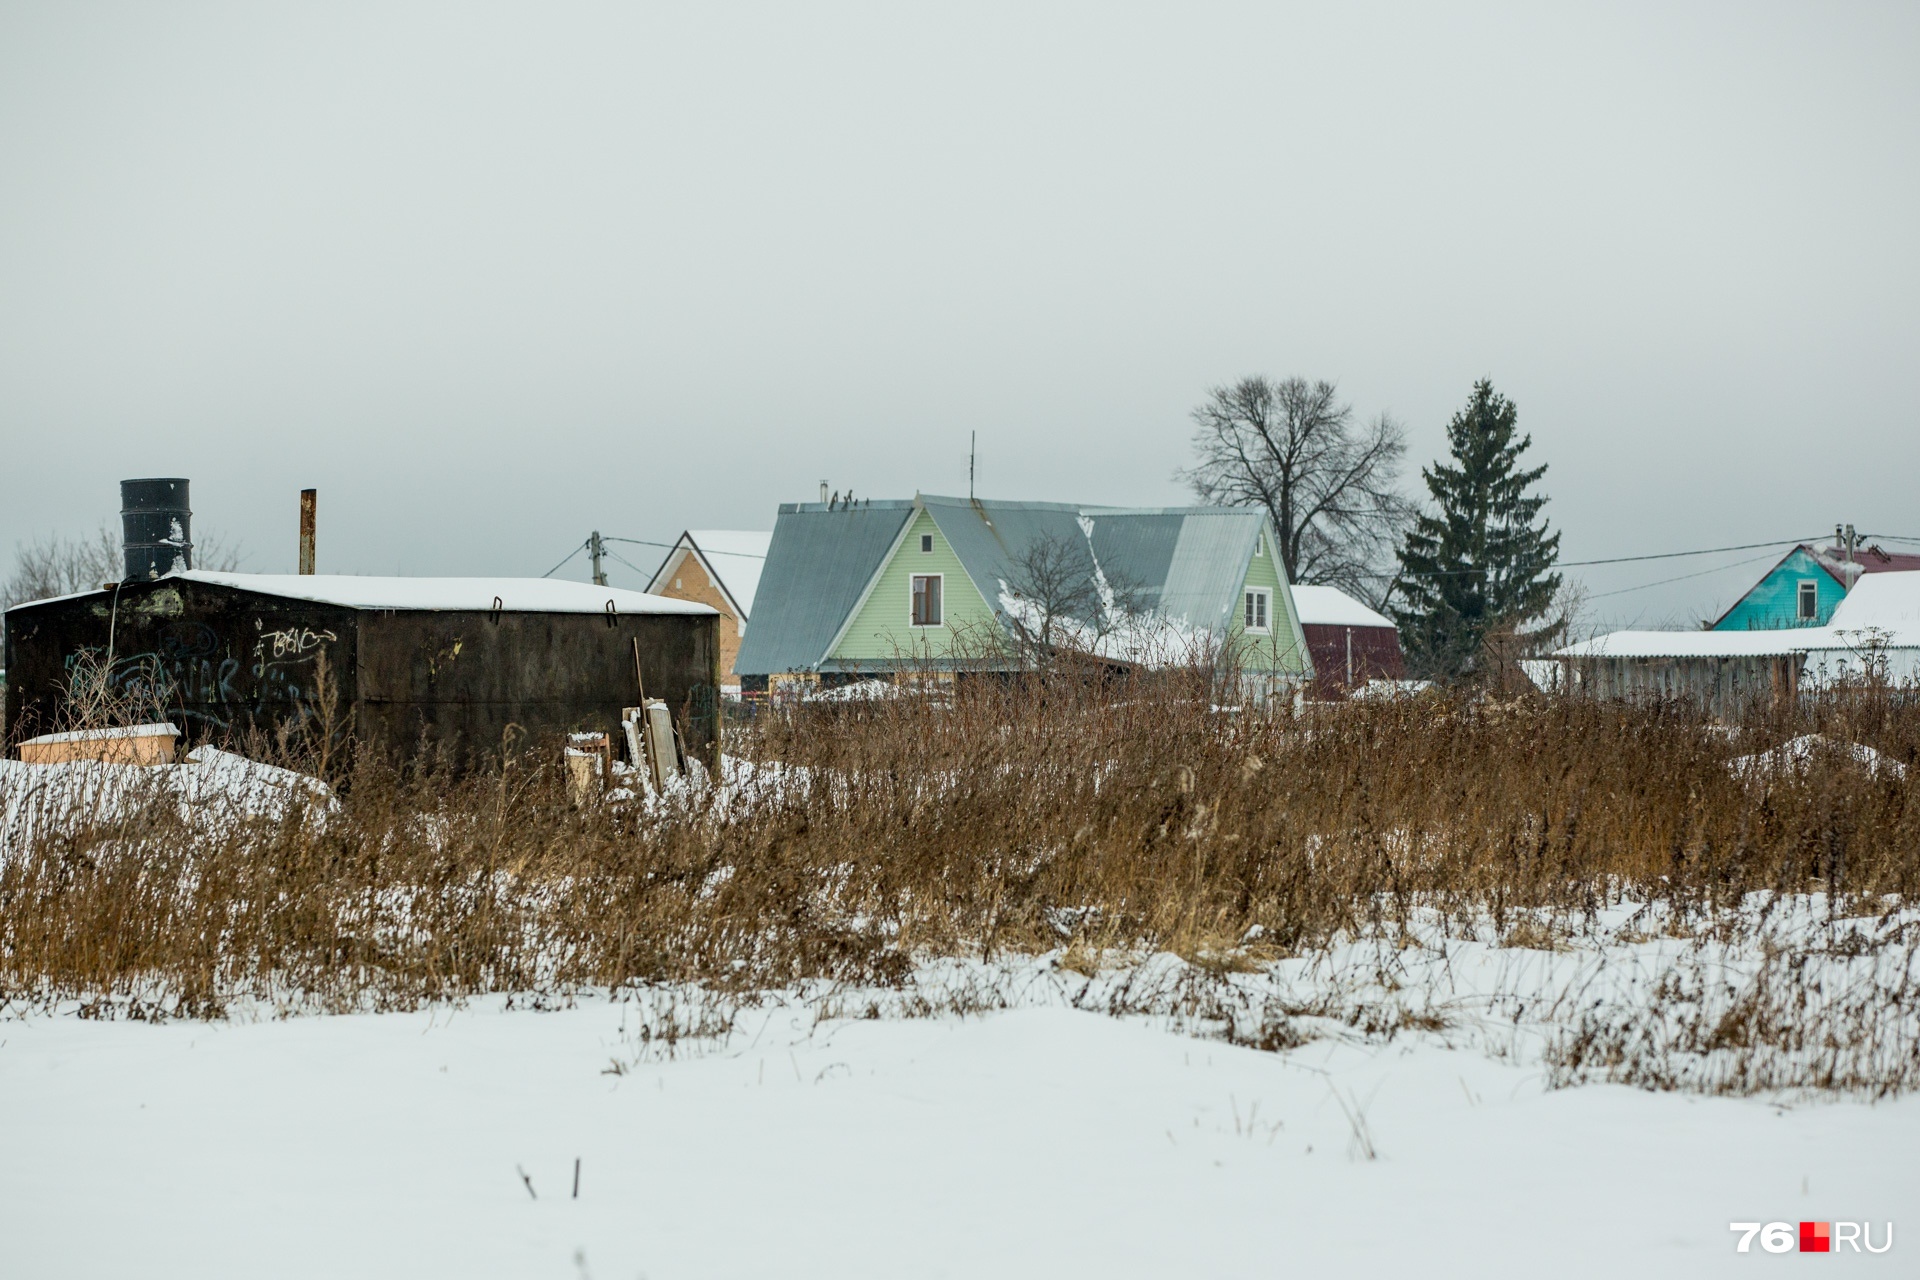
[3,943,1913,1278]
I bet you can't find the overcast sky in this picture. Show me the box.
[2,1,1914,628]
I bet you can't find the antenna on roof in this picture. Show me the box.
[969,431,976,501]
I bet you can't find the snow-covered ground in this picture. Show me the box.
[2,952,1912,1279]
[4,750,1913,1275]
[0,746,333,855]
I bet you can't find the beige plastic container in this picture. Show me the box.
[18,723,180,766]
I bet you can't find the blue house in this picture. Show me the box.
[1712,540,1920,631]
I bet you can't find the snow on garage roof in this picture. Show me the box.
[172,571,715,615]
[1288,585,1394,629]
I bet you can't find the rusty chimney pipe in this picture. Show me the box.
[299,489,317,574]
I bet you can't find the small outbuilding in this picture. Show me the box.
[3,571,721,770]
[1289,585,1406,699]
[1545,570,1920,717]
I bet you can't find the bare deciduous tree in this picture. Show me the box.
[1000,530,1146,668]
[2,524,122,610]
[1179,376,1410,604]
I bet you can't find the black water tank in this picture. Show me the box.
[121,477,193,580]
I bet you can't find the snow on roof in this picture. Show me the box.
[1829,570,1920,630]
[173,571,714,615]
[1557,624,1919,659]
[685,531,771,616]
[2,585,108,613]
[1288,585,1394,629]
[1558,631,1808,658]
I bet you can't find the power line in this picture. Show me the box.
[545,533,766,582]
[1585,550,1782,601]
[603,547,653,579]
[540,540,588,579]
[1559,536,1820,568]
[560,528,1835,587]
[1350,534,1818,581]
[602,535,767,559]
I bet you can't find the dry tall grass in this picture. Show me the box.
[3,671,1917,1074]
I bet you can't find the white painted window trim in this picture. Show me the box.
[911,573,944,628]
[1244,587,1271,635]
[1796,578,1819,621]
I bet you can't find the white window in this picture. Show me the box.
[1254,532,1264,557]
[1797,579,1818,621]
[920,534,933,553]
[912,574,943,627]
[1244,588,1270,633]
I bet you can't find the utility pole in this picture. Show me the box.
[969,430,976,501]
[298,489,317,575]
[589,531,607,586]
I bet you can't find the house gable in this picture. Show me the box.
[1227,527,1310,673]
[826,508,1000,667]
[647,543,748,685]
[1712,547,1849,631]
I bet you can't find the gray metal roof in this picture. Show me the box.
[733,502,914,675]
[922,497,1101,623]
[1083,511,1182,614]
[1137,509,1265,632]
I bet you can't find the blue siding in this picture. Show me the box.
[1713,548,1845,630]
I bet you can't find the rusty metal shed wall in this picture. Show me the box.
[4,579,719,769]
[352,607,718,764]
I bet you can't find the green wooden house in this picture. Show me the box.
[734,494,1311,697]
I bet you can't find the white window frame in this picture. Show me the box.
[920,533,934,553]
[1244,588,1271,634]
[911,573,944,628]
[1796,578,1818,621]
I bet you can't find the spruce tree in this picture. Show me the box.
[1392,379,1562,680]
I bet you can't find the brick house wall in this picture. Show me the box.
[654,550,747,687]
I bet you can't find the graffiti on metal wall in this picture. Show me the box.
[251,621,339,716]
[58,617,339,731]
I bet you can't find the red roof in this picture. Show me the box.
[1853,545,1920,573]
[1801,543,1920,586]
